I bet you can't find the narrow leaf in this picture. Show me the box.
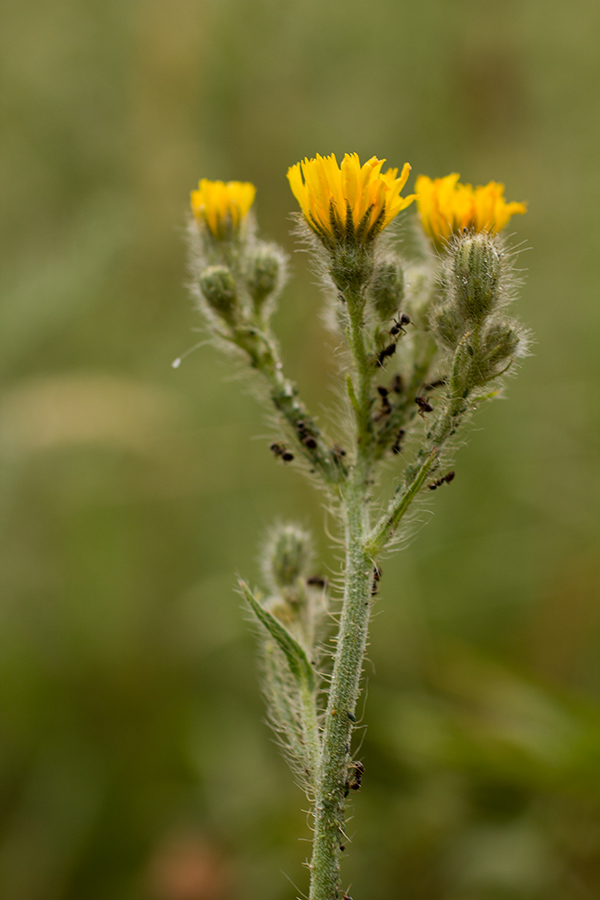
[240,581,315,692]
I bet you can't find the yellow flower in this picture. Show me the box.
[415,173,526,248]
[190,179,256,239]
[287,153,416,245]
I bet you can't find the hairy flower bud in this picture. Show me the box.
[475,317,524,382]
[369,259,405,322]
[246,243,286,314]
[430,302,465,349]
[198,265,238,324]
[452,233,503,323]
[262,524,313,593]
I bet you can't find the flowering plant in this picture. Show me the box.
[184,154,528,900]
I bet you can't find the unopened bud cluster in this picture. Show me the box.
[369,258,405,323]
[261,523,327,652]
[242,523,327,789]
[245,244,286,315]
[198,266,237,325]
[188,187,287,335]
[431,232,528,392]
[202,240,285,328]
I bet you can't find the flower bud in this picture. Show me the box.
[475,317,523,382]
[452,232,502,323]
[369,259,405,322]
[430,302,465,349]
[403,264,435,326]
[246,244,286,314]
[199,265,238,324]
[329,244,374,299]
[262,523,313,593]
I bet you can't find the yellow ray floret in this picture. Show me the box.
[415,173,526,248]
[287,153,416,244]
[191,179,256,238]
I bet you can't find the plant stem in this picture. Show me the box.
[367,329,482,554]
[345,292,374,454]
[309,283,377,899]
[366,447,438,556]
[232,325,348,484]
[300,679,322,786]
[309,472,373,900]
[308,288,447,898]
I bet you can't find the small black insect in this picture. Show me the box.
[415,395,434,416]
[428,471,455,490]
[391,428,405,455]
[348,760,364,792]
[371,564,382,595]
[296,420,318,450]
[391,373,404,394]
[390,312,411,336]
[307,574,328,589]
[374,387,392,421]
[376,343,397,367]
[270,442,294,463]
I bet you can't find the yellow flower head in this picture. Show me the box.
[287,153,416,245]
[190,178,256,239]
[415,173,526,248]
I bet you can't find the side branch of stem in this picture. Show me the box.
[233,326,348,484]
[365,447,438,556]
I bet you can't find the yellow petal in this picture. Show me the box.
[416,173,526,247]
[288,152,415,243]
[190,178,256,239]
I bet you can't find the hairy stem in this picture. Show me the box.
[309,474,373,900]
[232,325,348,484]
[345,292,374,457]
[308,282,378,900]
[300,679,322,787]
[366,447,438,556]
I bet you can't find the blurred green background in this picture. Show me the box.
[1,1,599,898]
